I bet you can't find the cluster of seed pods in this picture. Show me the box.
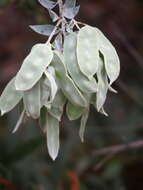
[0,25,120,160]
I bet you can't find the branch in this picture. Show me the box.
[58,0,63,17]
[93,140,143,156]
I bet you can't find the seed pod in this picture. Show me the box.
[96,57,108,111]
[66,102,84,121]
[0,77,23,115]
[23,82,41,119]
[51,51,88,107]
[44,66,58,104]
[77,25,99,79]
[79,107,89,142]
[40,77,50,109]
[48,90,66,121]
[46,114,60,160]
[12,110,25,133]
[15,43,53,91]
[96,28,120,85]
[64,32,98,93]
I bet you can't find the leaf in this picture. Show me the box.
[51,52,87,107]
[46,114,60,160]
[38,0,56,9]
[12,110,25,133]
[63,6,80,19]
[0,77,23,115]
[96,28,120,85]
[30,25,59,36]
[64,32,98,93]
[15,43,53,91]
[23,82,41,119]
[77,25,99,79]
[96,57,108,111]
[64,0,76,8]
[66,102,84,121]
[44,66,58,104]
[49,10,59,22]
[79,107,89,142]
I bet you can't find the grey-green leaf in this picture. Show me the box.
[0,77,23,115]
[79,107,89,142]
[64,32,98,93]
[63,6,80,19]
[49,10,59,22]
[15,43,53,91]
[51,52,87,107]
[38,0,56,9]
[77,25,99,79]
[96,28,120,85]
[46,114,59,160]
[66,102,84,121]
[64,0,76,8]
[23,82,41,119]
[30,25,59,36]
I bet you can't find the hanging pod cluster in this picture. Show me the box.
[0,0,120,160]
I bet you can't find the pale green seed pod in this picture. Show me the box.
[23,81,41,119]
[51,51,88,107]
[96,28,120,85]
[64,32,98,94]
[66,102,84,121]
[46,114,60,160]
[44,66,58,104]
[79,107,89,142]
[96,57,108,111]
[77,25,99,79]
[0,77,23,115]
[48,90,66,121]
[15,43,53,91]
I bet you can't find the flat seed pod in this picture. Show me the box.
[12,110,25,133]
[96,58,108,111]
[100,107,108,117]
[66,102,84,121]
[48,107,63,121]
[15,43,53,91]
[96,28,120,85]
[77,25,99,79]
[39,106,48,133]
[79,107,89,142]
[51,52,87,107]
[40,77,51,109]
[64,33,98,93]
[23,82,41,119]
[48,90,66,121]
[0,77,23,115]
[46,114,60,160]
[45,66,58,104]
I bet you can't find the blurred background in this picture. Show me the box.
[0,0,143,189]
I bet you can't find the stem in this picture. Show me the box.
[46,19,62,44]
[58,0,63,17]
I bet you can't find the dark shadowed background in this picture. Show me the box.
[0,0,143,189]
